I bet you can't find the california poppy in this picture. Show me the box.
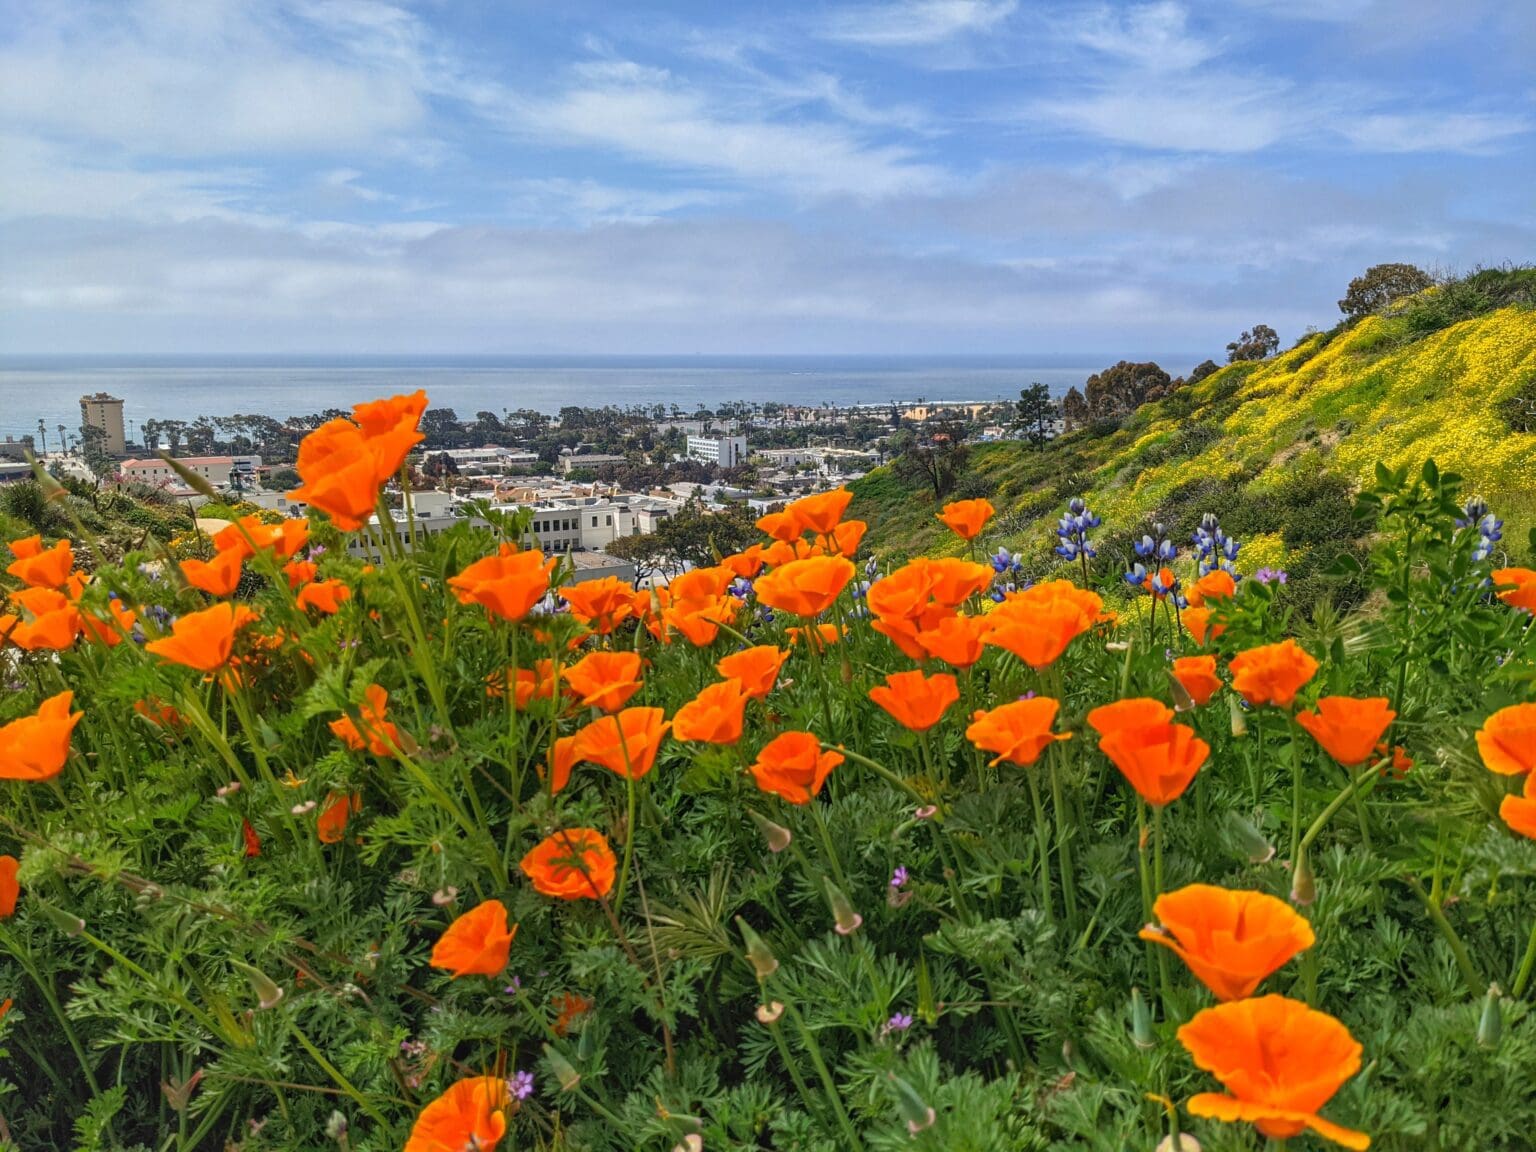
[296,579,351,616]
[316,791,360,844]
[756,509,803,543]
[672,680,749,744]
[749,731,844,804]
[1,587,82,651]
[1476,703,1536,776]
[1229,639,1319,709]
[663,587,739,647]
[818,519,868,558]
[180,550,245,597]
[545,734,579,795]
[430,899,517,977]
[869,670,959,732]
[717,645,787,698]
[1187,570,1237,606]
[282,558,318,589]
[1140,884,1315,1001]
[721,544,769,579]
[329,684,400,757]
[450,544,557,622]
[520,828,618,900]
[213,514,309,560]
[1087,698,1175,736]
[1099,721,1208,807]
[488,660,559,709]
[563,650,644,713]
[289,391,427,531]
[1182,606,1222,646]
[1499,773,1536,840]
[571,707,669,779]
[785,488,853,536]
[145,602,259,672]
[754,555,854,618]
[787,622,845,649]
[0,691,83,781]
[559,576,637,634]
[1492,567,1536,613]
[241,818,261,859]
[133,697,185,732]
[80,598,137,647]
[916,614,988,668]
[1178,995,1369,1150]
[0,855,18,917]
[984,597,1094,670]
[6,535,74,589]
[1172,655,1222,707]
[936,498,995,541]
[1296,697,1397,766]
[553,991,593,1036]
[404,1076,508,1152]
[924,558,997,608]
[965,698,1069,767]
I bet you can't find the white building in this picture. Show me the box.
[557,452,627,476]
[80,393,127,456]
[687,434,748,469]
[119,455,262,491]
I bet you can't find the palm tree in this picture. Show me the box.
[36,420,46,454]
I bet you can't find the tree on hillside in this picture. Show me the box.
[422,452,460,483]
[1061,386,1090,431]
[891,418,969,500]
[1083,361,1172,419]
[1016,382,1055,447]
[1187,359,1220,384]
[1226,325,1279,363]
[1338,263,1434,319]
[420,409,463,447]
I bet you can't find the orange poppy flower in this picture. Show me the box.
[559,576,637,634]
[721,544,769,579]
[1493,567,1536,613]
[81,598,137,647]
[0,855,18,917]
[1099,720,1208,807]
[1178,995,1369,1150]
[1087,698,1175,736]
[180,549,246,596]
[917,614,988,668]
[1009,578,1106,620]
[936,498,995,541]
[1140,884,1315,1001]
[867,559,937,621]
[1375,741,1413,777]
[545,734,579,795]
[672,679,749,744]
[329,684,400,757]
[984,596,1094,670]
[296,579,351,615]
[289,391,427,531]
[487,659,559,709]
[1187,570,1237,607]
[870,615,928,661]
[563,651,644,712]
[818,519,868,558]
[450,544,557,623]
[553,991,593,1036]
[749,731,844,804]
[316,791,360,844]
[404,1076,508,1152]
[787,622,845,649]
[6,535,74,589]
[0,691,84,782]
[1476,703,1536,776]
[1182,606,1223,646]
[145,602,259,672]
[756,509,803,543]
[664,592,739,647]
[717,645,788,698]
[133,697,185,732]
[213,515,310,561]
[754,555,854,617]
[282,558,317,589]
[520,828,618,900]
[1229,639,1319,709]
[1499,773,1536,840]
[965,698,1069,767]
[571,707,669,778]
[1172,655,1222,707]
[430,899,517,977]
[925,558,996,608]
[1296,697,1397,766]
[1,587,82,651]
[869,670,959,732]
[785,488,853,536]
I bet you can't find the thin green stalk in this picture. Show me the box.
[1513,916,1536,998]
[0,926,100,1096]
[1405,876,1483,999]
[1047,738,1079,934]
[1025,767,1055,927]
[1152,803,1174,1013]
[780,999,866,1152]
[808,800,850,892]
[1288,714,1305,867]
[1300,757,1388,854]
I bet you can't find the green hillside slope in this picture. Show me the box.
[854,276,1536,595]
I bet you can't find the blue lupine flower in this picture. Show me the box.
[1192,513,1240,577]
[1055,497,1101,562]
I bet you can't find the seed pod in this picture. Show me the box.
[1222,811,1275,865]
[35,901,85,937]
[543,1044,582,1092]
[1157,1134,1202,1151]
[1130,987,1156,1050]
[230,960,285,1010]
[736,917,779,981]
[1228,694,1248,738]
[1477,984,1503,1050]
[886,1072,936,1135]
[746,809,792,853]
[1290,849,1317,907]
[823,877,863,936]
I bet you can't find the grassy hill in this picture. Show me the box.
[853,268,1536,602]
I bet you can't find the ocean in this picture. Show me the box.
[0,354,1200,445]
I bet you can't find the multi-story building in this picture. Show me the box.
[119,455,263,492]
[686,434,748,469]
[556,452,626,476]
[80,393,127,456]
[0,435,36,461]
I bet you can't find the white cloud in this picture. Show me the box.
[1341,113,1530,154]
[821,0,1018,47]
[505,179,723,225]
[1071,2,1217,71]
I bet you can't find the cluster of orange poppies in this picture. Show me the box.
[1,535,137,651]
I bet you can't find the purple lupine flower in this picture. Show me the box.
[507,1070,535,1100]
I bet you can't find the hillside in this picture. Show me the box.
[854,272,1536,599]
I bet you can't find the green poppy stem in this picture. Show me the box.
[1513,916,1536,999]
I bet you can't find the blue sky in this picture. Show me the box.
[0,0,1531,355]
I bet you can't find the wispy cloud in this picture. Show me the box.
[1341,112,1530,154]
[820,0,1018,48]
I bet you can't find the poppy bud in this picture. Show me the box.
[1221,811,1275,865]
[1290,849,1316,907]
[672,1136,703,1152]
[1168,671,1195,713]
[1228,694,1248,737]
[230,960,285,1010]
[736,917,779,982]
[746,809,792,853]
[886,1072,936,1135]
[823,877,863,936]
[1477,984,1503,1050]
[1130,987,1156,1050]
[36,901,85,937]
[543,1043,582,1092]
[1156,1135,1202,1152]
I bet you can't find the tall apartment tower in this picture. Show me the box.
[79,393,127,456]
